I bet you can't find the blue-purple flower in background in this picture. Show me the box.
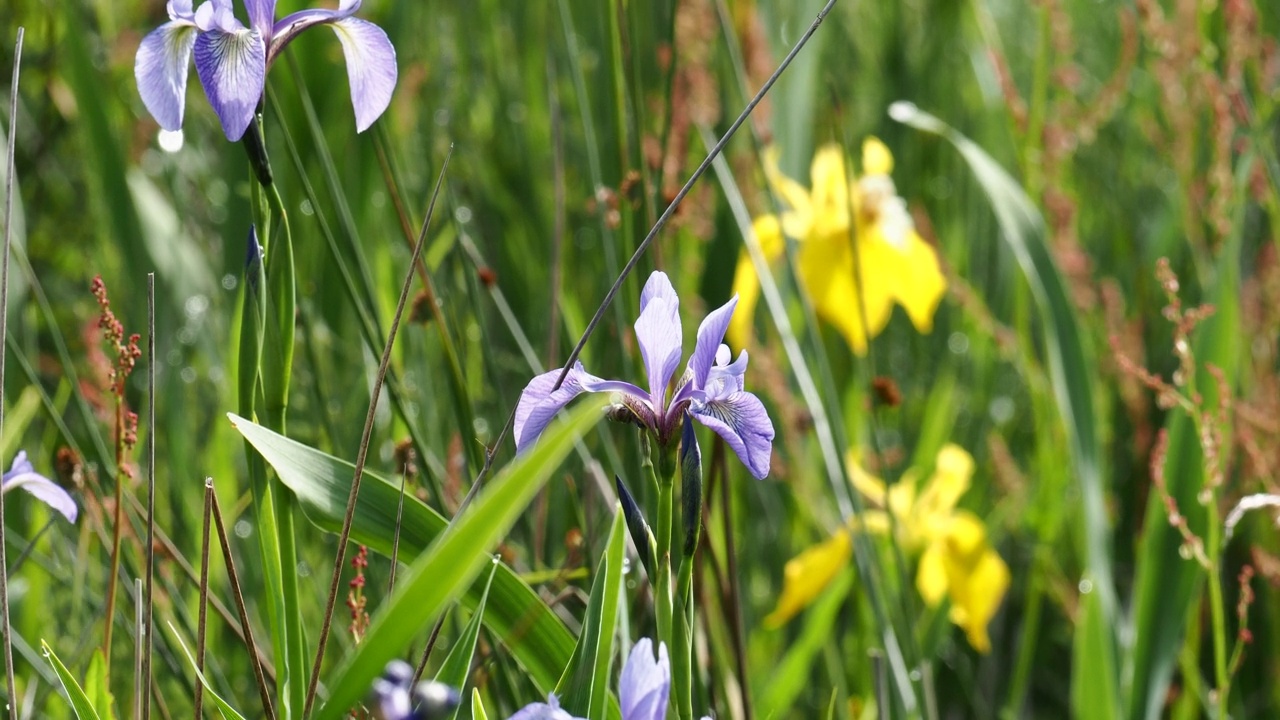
[515,271,774,480]
[135,0,397,141]
[508,639,709,720]
[4,452,77,524]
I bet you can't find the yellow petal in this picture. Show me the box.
[729,215,788,348]
[854,224,944,338]
[762,146,813,237]
[765,529,852,628]
[796,233,892,355]
[916,540,949,608]
[915,444,973,521]
[808,145,851,238]
[939,512,1009,654]
[862,137,894,176]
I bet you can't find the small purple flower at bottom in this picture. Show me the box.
[3,451,76,523]
[508,639,711,720]
[135,0,397,141]
[514,271,774,479]
[368,660,460,720]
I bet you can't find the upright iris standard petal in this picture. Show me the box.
[135,21,199,130]
[633,293,682,408]
[193,24,267,140]
[2,451,77,523]
[329,18,398,132]
[685,296,738,389]
[619,639,670,720]
[244,0,277,37]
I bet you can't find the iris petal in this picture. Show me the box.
[690,391,774,479]
[193,26,266,140]
[244,0,276,37]
[633,294,682,409]
[685,295,737,389]
[135,21,198,131]
[619,639,670,720]
[1,462,77,524]
[329,17,397,132]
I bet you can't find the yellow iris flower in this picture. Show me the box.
[766,445,1010,654]
[730,138,946,354]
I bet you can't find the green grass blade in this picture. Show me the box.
[758,569,855,717]
[41,640,103,720]
[83,650,117,720]
[892,102,1118,718]
[471,688,490,720]
[168,623,250,720]
[557,507,626,720]
[434,561,499,692]
[229,397,605,720]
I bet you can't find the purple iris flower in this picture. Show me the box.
[368,660,460,720]
[3,452,77,523]
[514,272,774,479]
[508,639,710,720]
[135,0,397,141]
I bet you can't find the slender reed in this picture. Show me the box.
[193,479,213,720]
[210,483,277,720]
[302,147,453,717]
[141,273,155,720]
[0,28,25,719]
[550,0,839,393]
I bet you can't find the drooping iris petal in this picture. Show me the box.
[328,17,398,132]
[514,364,591,454]
[686,296,737,389]
[619,639,670,720]
[2,452,77,523]
[135,21,199,131]
[690,390,773,480]
[633,294,682,409]
[193,25,266,140]
[508,695,584,720]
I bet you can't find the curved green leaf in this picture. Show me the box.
[557,507,627,720]
[892,102,1118,719]
[434,561,498,694]
[41,640,102,720]
[229,398,605,720]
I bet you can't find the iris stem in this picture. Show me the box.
[647,444,675,713]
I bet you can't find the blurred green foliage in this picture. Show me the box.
[2,0,1280,717]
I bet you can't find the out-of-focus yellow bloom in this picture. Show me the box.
[730,139,946,354]
[766,445,1009,653]
[764,528,851,628]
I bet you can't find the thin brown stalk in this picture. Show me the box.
[386,472,408,596]
[210,484,276,720]
[302,147,453,717]
[142,273,155,720]
[550,0,839,393]
[0,28,25,719]
[412,613,448,685]
[194,478,213,720]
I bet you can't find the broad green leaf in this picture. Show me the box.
[228,409,596,707]
[41,640,102,720]
[1124,171,1244,720]
[557,507,627,720]
[83,650,116,720]
[892,102,1119,719]
[229,398,606,720]
[434,561,499,696]
[168,623,250,720]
